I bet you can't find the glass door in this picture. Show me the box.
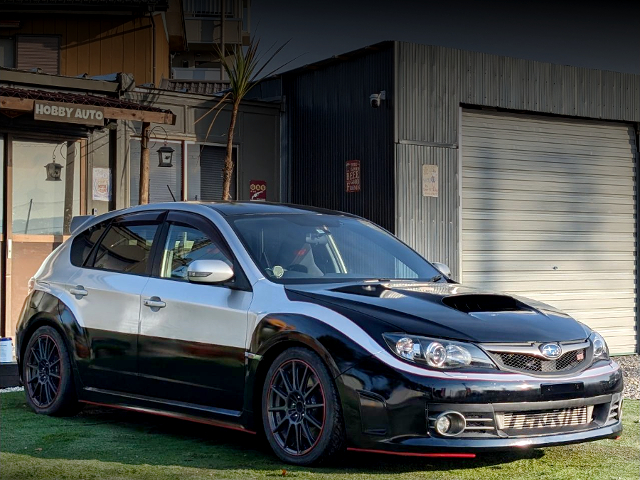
[5,138,82,339]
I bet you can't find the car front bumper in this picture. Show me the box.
[337,356,624,454]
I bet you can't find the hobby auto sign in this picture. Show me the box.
[34,101,105,126]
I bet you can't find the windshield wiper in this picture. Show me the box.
[428,274,443,283]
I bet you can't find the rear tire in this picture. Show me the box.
[262,347,345,465]
[23,325,80,416]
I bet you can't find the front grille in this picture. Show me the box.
[495,349,586,373]
[497,406,592,431]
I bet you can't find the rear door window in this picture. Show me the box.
[88,214,163,275]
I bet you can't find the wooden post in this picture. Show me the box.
[139,122,151,205]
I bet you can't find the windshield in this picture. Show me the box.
[229,213,441,284]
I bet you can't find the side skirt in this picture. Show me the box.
[79,387,255,434]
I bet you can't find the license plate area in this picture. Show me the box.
[541,382,584,397]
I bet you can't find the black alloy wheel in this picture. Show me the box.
[23,325,80,416]
[262,347,345,465]
[25,334,61,408]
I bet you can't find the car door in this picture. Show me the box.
[65,211,164,393]
[138,211,252,411]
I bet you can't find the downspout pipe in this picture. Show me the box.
[150,11,157,86]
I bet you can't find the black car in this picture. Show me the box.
[16,202,623,465]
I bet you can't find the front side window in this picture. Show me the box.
[230,214,441,284]
[159,223,232,281]
[90,222,159,274]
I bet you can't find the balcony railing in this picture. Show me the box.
[183,0,240,17]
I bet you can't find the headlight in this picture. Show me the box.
[590,331,609,360]
[383,333,496,370]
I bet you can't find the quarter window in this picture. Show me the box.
[159,224,232,281]
[70,222,109,267]
[90,222,159,274]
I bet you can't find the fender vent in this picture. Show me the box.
[442,295,526,313]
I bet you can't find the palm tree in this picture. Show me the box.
[215,38,288,200]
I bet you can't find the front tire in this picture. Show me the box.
[23,325,80,416]
[262,347,345,465]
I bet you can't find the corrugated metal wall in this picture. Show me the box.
[395,144,459,274]
[396,43,640,146]
[394,42,640,281]
[282,46,395,232]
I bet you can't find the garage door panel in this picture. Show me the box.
[463,259,634,273]
[464,251,635,263]
[464,113,635,139]
[464,210,633,226]
[464,137,632,157]
[463,176,632,195]
[463,168,633,188]
[465,190,635,207]
[463,218,634,234]
[461,111,637,355]
[462,127,635,151]
[462,231,634,243]
[463,156,633,177]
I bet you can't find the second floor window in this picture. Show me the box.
[16,35,60,75]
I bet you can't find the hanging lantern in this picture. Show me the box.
[157,143,175,168]
[45,161,63,181]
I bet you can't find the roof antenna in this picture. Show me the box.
[167,185,176,201]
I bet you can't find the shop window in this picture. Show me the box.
[186,144,235,201]
[12,140,80,235]
[90,222,159,275]
[129,139,182,205]
[0,39,15,68]
[16,35,60,75]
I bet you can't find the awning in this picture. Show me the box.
[0,86,176,125]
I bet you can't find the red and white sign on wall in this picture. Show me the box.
[249,180,267,201]
[345,160,361,193]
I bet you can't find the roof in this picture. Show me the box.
[0,0,169,10]
[202,202,357,217]
[0,86,169,112]
[0,86,176,124]
[159,79,231,95]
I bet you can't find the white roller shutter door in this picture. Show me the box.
[461,110,637,354]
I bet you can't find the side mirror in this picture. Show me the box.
[432,262,451,278]
[187,260,234,284]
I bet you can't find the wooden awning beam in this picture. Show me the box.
[0,96,176,125]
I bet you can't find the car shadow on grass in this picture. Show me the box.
[10,402,544,474]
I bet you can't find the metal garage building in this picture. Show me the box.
[253,41,640,354]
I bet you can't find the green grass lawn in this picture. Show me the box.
[1,392,638,480]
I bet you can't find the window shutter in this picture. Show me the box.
[200,146,236,201]
[16,35,60,74]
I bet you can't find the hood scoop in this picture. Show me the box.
[442,294,530,314]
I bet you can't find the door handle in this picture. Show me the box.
[70,285,88,297]
[144,297,166,309]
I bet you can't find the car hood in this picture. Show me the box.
[286,281,589,343]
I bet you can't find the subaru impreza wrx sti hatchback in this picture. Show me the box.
[16,202,623,465]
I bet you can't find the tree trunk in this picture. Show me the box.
[139,122,151,205]
[222,100,240,201]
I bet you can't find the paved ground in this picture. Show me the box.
[616,355,639,399]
